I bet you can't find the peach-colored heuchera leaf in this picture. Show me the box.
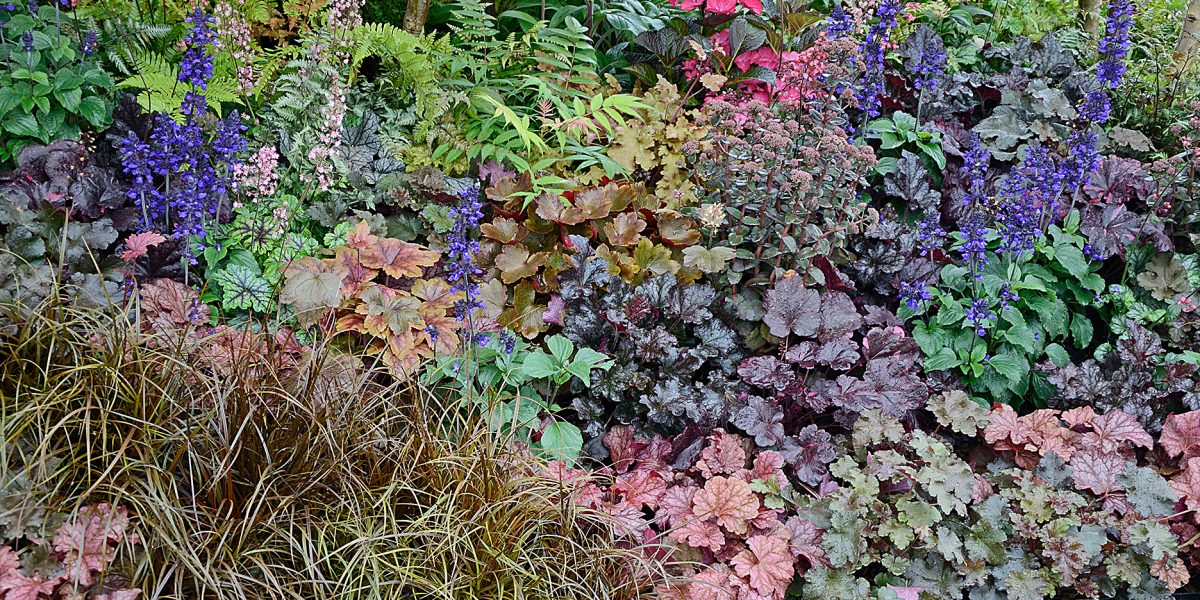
[730,533,794,597]
[0,546,18,574]
[692,476,759,534]
[695,429,747,478]
[671,516,726,552]
[1085,410,1153,453]
[1170,457,1200,512]
[983,404,1023,445]
[0,572,59,600]
[1161,412,1200,459]
[1070,450,1126,495]
[52,504,130,586]
[120,231,166,261]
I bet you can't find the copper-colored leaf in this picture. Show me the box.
[535,194,587,225]
[573,184,617,219]
[657,211,701,246]
[481,217,525,244]
[603,212,646,247]
[495,245,546,284]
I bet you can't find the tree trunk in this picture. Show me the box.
[1081,0,1103,38]
[1177,0,1200,70]
[402,0,430,34]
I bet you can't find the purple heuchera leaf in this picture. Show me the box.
[784,341,820,367]
[1083,156,1150,204]
[542,295,566,325]
[738,356,796,391]
[733,395,786,447]
[815,375,885,413]
[763,277,821,338]
[861,326,920,362]
[780,425,836,486]
[817,291,863,342]
[1080,203,1171,258]
[816,338,860,370]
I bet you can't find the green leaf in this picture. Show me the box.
[0,88,20,118]
[1027,294,1068,338]
[55,87,81,112]
[546,334,574,362]
[925,347,962,371]
[3,112,40,137]
[988,352,1028,383]
[520,351,559,380]
[77,95,110,128]
[1001,310,1036,352]
[565,346,612,387]
[1069,313,1093,348]
[1054,244,1090,280]
[912,322,946,357]
[539,421,583,462]
[1045,343,1069,366]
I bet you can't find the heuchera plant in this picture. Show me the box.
[545,427,825,600]
[735,275,928,485]
[692,98,877,293]
[559,235,743,440]
[478,175,708,340]
[793,398,1189,598]
[278,220,456,376]
[0,500,140,600]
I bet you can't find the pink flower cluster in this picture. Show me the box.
[302,80,346,193]
[233,145,280,206]
[213,0,255,91]
[543,428,827,600]
[0,504,140,600]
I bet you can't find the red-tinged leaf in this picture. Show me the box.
[0,546,17,575]
[1084,410,1153,453]
[120,231,166,261]
[785,517,827,570]
[602,500,648,538]
[411,278,461,313]
[659,483,699,526]
[604,425,648,473]
[729,533,794,597]
[535,194,587,225]
[747,450,787,484]
[670,515,726,552]
[695,430,748,478]
[1061,406,1097,428]
[1161,412,1200,459]
[1170,457,1200,512]
[52,504,130,586]
[0,572,59,600]
[95,591,142,600]
[983,404,1023,445]
[345,220,376,250]
[687,564,738,600]
[613,468,667,510]
[363,236,440,279]
[1070,450,1126,495]
[692,476,759,534]
[332,247,377,295]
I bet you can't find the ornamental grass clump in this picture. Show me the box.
[0,293,667,599]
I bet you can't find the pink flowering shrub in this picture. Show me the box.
[0,504,139,600]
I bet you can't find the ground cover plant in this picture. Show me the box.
[2,0,1200,597]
